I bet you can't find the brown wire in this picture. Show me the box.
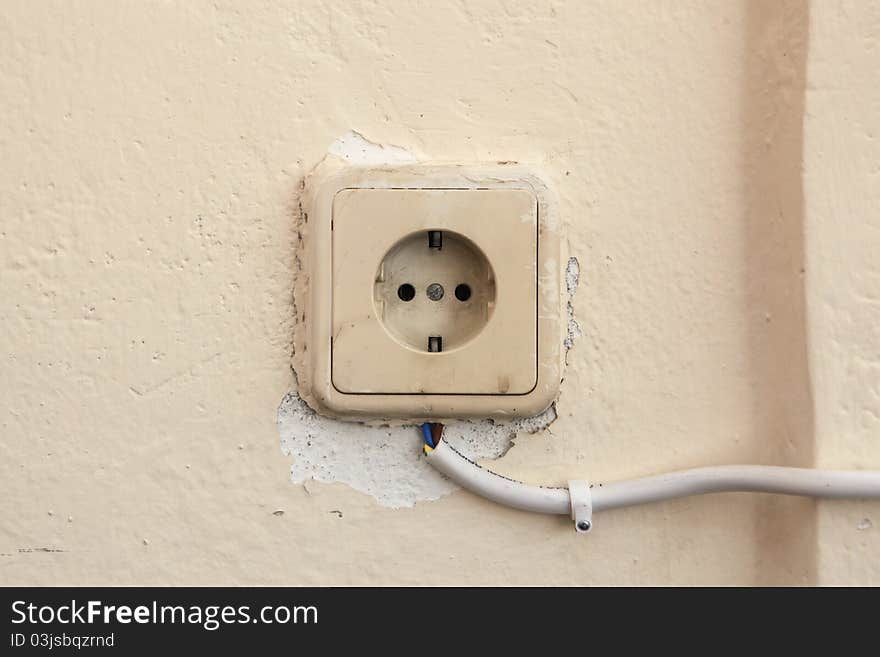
[430,423,444,446]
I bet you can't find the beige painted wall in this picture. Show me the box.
[805,1,880,584]
[1,0,877,585]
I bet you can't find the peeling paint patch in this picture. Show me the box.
[278,393,455,508]
[857,518,873,530]
[327,130,419,165]
[564,256,582,352]
[277,392,556,508]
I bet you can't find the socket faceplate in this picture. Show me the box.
[297,165,563,420]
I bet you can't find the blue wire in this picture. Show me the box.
[421,422,434,448]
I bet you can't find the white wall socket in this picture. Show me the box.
[296,165,563,420]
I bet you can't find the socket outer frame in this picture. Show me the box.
[297,164,564,421]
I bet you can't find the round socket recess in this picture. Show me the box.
[374,230,496,353]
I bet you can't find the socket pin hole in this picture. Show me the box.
[397,283,416,302]
[454,284,472,301]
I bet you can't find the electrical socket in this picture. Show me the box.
[296,165,563,420]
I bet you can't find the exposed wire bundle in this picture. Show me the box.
[420,422,444,451]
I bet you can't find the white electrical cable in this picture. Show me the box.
[426,441,570,514]
[425,440,880,531]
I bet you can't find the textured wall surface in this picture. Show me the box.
[1,0,876,585]
[804,1,880,584]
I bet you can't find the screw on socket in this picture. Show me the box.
[426,283,444,301]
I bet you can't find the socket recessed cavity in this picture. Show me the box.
[374,230,496,352]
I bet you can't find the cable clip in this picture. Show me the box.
[568,480,593,534]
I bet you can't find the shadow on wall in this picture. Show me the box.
[739,0,816,585]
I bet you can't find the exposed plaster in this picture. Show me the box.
[565,256,582,352]
[277,390,558,508]
[327,130,420,165]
